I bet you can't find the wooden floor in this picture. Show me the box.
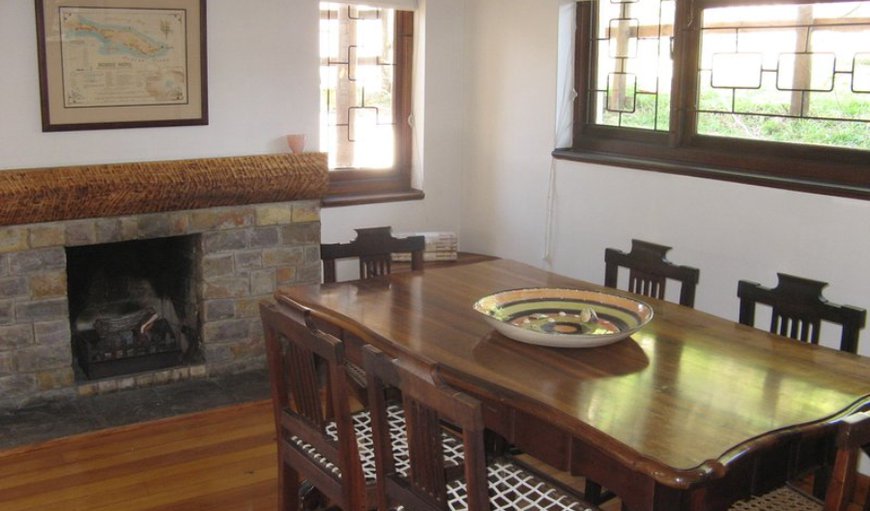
[1,399,865,511]
[0,400,278,511]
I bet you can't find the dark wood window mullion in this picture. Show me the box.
[670,0,700,149]
[394,10,414,186]
[558,0,869,200]
[574,0,671,147]
[324,9,421,205]
[573,1,595,143]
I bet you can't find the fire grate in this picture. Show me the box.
[75,307,182,379]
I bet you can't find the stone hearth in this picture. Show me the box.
[0,154,327,408]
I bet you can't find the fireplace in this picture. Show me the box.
[0,153,327,408]
[66,236,200,380]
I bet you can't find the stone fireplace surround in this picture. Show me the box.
[0,153,328,409]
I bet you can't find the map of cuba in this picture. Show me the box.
[63,15,172,59]
[59,8,187,107]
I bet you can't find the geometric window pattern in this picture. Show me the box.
[697,2,870,150]
[607,73,638,112]
[711,53,763,89]
[776,52,836,91]
[591,0,675,131]
[853,53,870,92]
[320,3,396,169]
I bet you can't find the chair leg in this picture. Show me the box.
[280,462,301,511]
[484,430,511,457]
[584,479,617,505]
[585,480,603,503]
[300,481,328,510]
[812,466,831,499]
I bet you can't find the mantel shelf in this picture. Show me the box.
[0,153,329,227]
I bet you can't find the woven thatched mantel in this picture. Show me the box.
[0,153,328,226]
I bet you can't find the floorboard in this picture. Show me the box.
[2,398,865,511]
[0,401,277,511]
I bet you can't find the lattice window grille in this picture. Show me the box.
[320,3,397,169]
[699,17,870,125]
[591,0,675,131]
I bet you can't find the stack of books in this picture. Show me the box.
[393,231,458,262]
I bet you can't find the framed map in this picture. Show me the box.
[35,0,207,131]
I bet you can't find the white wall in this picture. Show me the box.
[0,0,465,262]
[460,0,870,357]
[460,0,559,265]
[0,0,320,167]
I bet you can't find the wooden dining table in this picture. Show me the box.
[275,258,870,511]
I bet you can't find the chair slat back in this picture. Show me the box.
[771,314,820,344]
[361,254,391,280]
[824,410,870,511]
[405,397,449,506]
[737,273,866,354]
[628,269,666,300]
[260,300,366,509]
[605,239,700,307]
[363,346,491,511]
[321,226,425,283]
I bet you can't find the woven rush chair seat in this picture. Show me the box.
[265,299,414,511]
[292,404,465,483]
[364,345,600,511]
[728,410,870,511]
[420,458,597,511]
[728,485,823,511]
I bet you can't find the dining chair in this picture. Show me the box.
[737,273,866,354]
[362,344,600,511]
[319,226,426,406]
[321,226,425,283]
[728,410,870,511]
[595,238,701,504]
[604,239,700,307]
[260,299,417,511]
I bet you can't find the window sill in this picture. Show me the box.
[321,188,425,208]
[552,148,869,201]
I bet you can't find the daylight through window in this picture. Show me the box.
[697,2,870,150]
[318,2,415,202]
[565,0,870,199]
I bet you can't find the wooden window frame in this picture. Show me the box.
[553,0,870,200]
[322,9,423,207]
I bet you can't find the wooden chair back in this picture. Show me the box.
[260,300,368,511]
[824,410,870,511]
[604,239,700,307]
[321,226,425,283]
[737,273,866,354]
[363,346,490,511]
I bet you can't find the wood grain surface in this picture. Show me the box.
[278,258,870,508]
[0,401,276,511]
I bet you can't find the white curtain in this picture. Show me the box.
[544,1,579,267]
[555,1,577,149]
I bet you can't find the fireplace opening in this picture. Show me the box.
[66,236,202,380]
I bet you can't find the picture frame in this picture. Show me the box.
[35,0,207,131]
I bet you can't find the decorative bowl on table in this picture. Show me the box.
[473,288,653,348]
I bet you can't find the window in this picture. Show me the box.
[319,2,420,205]
[557,0,870,199]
